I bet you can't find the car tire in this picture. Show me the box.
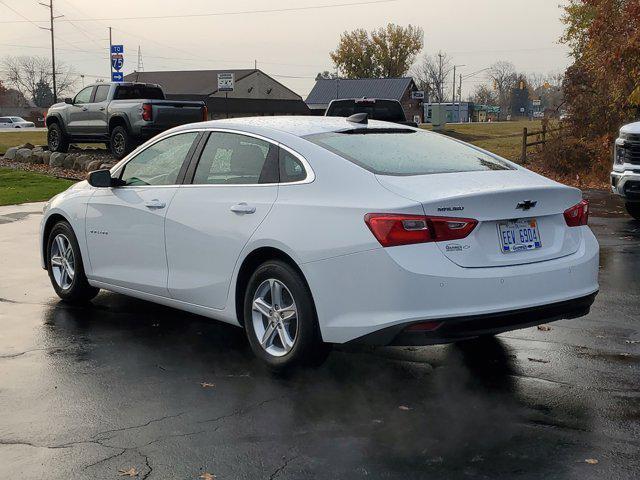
[626,202,640,221]
[110,125,133,160]
[244,260,329,371]
[46,221,99,303]
[47,123,69,153]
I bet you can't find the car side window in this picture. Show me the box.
[279,148,307,183]
[192,132,278,185]
[0,117,10,123]
[120,132,198,186]
[93,85,110,103]
[74,86,93,104]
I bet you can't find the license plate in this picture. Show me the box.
[498,218,542,253]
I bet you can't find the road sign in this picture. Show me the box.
[532,99,541,107]
[112,72,124,82]
[111,45,124,54]
[111,54,124,71]
[411,91,425,100]
[217,72,234,92]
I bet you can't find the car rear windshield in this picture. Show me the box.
[114,85,165,100]
[304,129,513,176]
[326,100,406,122]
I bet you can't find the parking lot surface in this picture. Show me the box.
[0,190,638,479]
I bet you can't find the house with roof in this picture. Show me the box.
[305,77,423,122]
[123,69,309,119]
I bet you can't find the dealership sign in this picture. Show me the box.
[411,91,425,100]
[217,72,234,92]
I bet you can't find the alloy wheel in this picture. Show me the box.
[113,133,125,155]
[50,234,75,290]
[251,279,298,357]
[49,129,59,149]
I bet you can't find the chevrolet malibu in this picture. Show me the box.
[40,116,599,369]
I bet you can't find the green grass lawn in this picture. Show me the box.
[423,120,544,162]
[0,168,75,206]
[0,131,47,154]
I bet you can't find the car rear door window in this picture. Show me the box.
[192,132,278,185]
[93,85,110,103]
[120,132,198,186]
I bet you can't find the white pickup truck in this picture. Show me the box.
[611,122,640,220]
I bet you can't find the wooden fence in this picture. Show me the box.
[520,120,566,164]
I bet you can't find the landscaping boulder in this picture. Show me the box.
[62,153,75,169]
[86,159,103,172]
[16,142,35,150]
[72,154,92,171]
[50,152,66,167]
[3,147,18,160]
[16,148,33,162]
[41,151,51,164]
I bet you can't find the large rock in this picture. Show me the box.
[62,153,75,169]
[3,147,18,160]
[16,148,32,162]
[86,159,103,172]
[50,152,66,167]
[72,154,92,171]
[41,151,51,164]
[29,151,42,164]
[16,142,35,150]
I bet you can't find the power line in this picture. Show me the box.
[0,0,400,23]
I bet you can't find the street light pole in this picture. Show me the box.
[38,0,62,101]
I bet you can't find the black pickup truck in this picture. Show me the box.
[46,82,207,159]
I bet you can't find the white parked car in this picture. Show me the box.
[40,116,600,369]
[611,121,640,220]
[0,116,35,128]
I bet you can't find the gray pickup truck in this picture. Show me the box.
[46,82,207,159]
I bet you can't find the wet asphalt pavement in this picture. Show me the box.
[0,190,639,479]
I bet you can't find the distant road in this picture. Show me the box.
[0,128,47,133]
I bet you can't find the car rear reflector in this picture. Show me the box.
[404,321,443,332]
[364,213,478,247]
[563,199,589,227]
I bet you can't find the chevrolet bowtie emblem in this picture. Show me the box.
[516,200,537,210]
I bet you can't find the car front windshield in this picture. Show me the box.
[10,117,23,122]
[304,129,513,176]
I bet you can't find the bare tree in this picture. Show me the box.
[1,55,76,106]
[411,51,452,103]
[489,61,517,119]
[468,84,498,105]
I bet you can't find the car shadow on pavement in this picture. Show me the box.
[36,292,586,479]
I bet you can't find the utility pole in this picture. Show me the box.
[452,65,456,104]
[458,73,463,122]
[254,59,257,70]
[437,53,443,102]
[39,0,62,101]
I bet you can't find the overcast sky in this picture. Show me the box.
[0,0,571,98]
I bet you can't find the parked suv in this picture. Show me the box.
[325,98,418,126]
[46,82,207,159]
[611,121,640,220]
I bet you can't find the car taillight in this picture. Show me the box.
[202,105,209,121]
[141,103,152,121]
[364,213,478,247]
[563,199,589,227]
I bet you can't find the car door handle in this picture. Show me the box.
[82,107,88,111]
[99,107,105,111]
[144,199,166,209]
[230,203,256,214]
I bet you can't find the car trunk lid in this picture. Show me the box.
[376,170,583,267]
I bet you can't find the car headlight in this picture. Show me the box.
[614,143,625,165]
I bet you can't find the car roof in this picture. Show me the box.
[174,115,412,138]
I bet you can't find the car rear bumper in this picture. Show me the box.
[301,227,599,344]
[349,292,597,345]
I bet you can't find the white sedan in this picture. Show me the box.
[0,116,35,128]
[40,116,599,369]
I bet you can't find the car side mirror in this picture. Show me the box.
[88,169,125,188]
[64,98,73,104]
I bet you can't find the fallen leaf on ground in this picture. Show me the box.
[398,405,411,411]
[372,419,383,424]
[118,467,138,477]
[537,325,552,331]
[625,340,640,344]
[200,382,215,388]
[595,335,605,339]
[200,473,216,480]
[585,458,598,465]
[528,357,550,364]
